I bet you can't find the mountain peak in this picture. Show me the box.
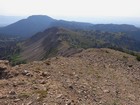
[27,15,53,20]
[1,15,140,38]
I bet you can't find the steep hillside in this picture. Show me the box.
[20,27,140,62]
[0,48,140,105]
[0,33,21,60]
[76,29,140,51]
[20,27,89,61]
[90,24,140,41]
[127,30,140,41]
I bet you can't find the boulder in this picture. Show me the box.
[0,60,9,70]
[0,60,10,79]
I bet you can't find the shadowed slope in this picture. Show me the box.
[20,27,140,62]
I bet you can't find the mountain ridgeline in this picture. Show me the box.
[20,27,140,62]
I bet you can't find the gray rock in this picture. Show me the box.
[21,70,29,75]
[0,95,7,99]
[22,70,33,77]
[41,72,48,77]
[9,90,16,95]
[13,99,20,102]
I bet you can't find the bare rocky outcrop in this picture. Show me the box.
[0,60,9,70]
[0,48,140,105]
[0,60,17,79]
[0,60,10,79]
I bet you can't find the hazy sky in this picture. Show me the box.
[0,0,140,18]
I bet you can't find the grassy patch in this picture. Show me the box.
[136,55,140,61]
[35,88,49,101]
[18,92,30,99]
[9,54,26,66]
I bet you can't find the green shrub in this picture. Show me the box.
[136,55,140,61]
[9,54,26,66]
[35,89,48,101]
[18,92,30,98]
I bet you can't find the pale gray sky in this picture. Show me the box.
[0,0,140,18]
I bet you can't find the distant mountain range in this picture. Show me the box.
[0,15,140,41]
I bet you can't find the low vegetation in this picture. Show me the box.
[35,88,49,101]
[109,46,140,61]
[9,54,26,66]
[136,55,140,61]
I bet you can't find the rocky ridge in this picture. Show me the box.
[0,48,140,105]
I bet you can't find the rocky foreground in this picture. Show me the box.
[0,48,140,105]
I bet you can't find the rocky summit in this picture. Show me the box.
[0,48,140,105]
